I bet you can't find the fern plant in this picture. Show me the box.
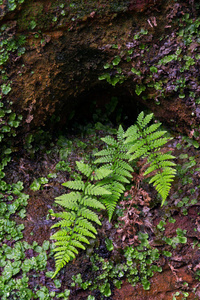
[94,125,134,221]
[50,161,112,278]
[124,111,176,205]
[51,111,176,276]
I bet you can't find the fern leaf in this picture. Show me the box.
[76,217,97,234]
[94,155,114,164]
[143,123,161,135]
[67,245,79,254]
[51,219,74,229]
[148,152,175,162]
[144,160,176,176]
[127,139,147,154]
[53,246,77,260]
[94,148,115,157]
[51,111,176,277]
[93,167,113,180]
[117,160,134,172]
[51,229,71,241]
[149,168,176,199]
[76,161,92,177]
[117,125,125,141]
[74,226,96,239]
[128,146,150,160]
[124,125,140,144]
[80,196,106,209]
[125,112,176,204]
[85,183,111,196]
[156,160,176,168]
[55,191,81,202]
[146,131,167,144]
[63,180,85,191]
[149,171,174,205]
[55,192,81,210]
[137,112,154,129]
[112,174,130,183]
[78,208,102,225]
[52,244,78,255]
[101,181,125,221]
[149,137,169,150]
[70,238,87,248]
[101,192,120,222]
[50,211,76,221]
[55,200,79,211]
[53,253,71,277]
[115,165,132,178]
[136,111,145,126]
[101,136,117,146]
[110,173,129,183]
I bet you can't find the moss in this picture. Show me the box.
[17,2,48,31]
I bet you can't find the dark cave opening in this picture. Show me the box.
[55,84,149,135]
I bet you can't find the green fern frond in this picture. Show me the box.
[76,217,97,234]
[101,182,124,221]
[54,246,77,259]
[117,124,125,141]
[80,196,106,209]
[78,207,102,225]
[53,253,72,276]
[94,148,116,157]
[94,125,133,221]
[149,170,176,205]
[127,139,147,154]
[146,130,167,142]
[94,155,115,164]
[55,191,81,202]
[51,163,112,277]
[144,160,176,176]
[63,180,85,191]
[137,112,153,128]
[74,226,96,239]
[128,146,149,160]
[149,137,169,150]
[76,161,92,177]
[55,192,81,210]
[53,244,78,254]
[143,123,161,135]
[148,152,175,162]
[51,111,176,278]
[51,230,71,242]
[85,183,111,196]
[67,245,79,253]
[92,167,113,180]
[116,160,134,172]
[50,211,76,221]
[125,111,176,204]
[101,136,117,146]
[69,238,86,249]
[51,219,74,229]
[112,174,130,183]
[124,125,140,143]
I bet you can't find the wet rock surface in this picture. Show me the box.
[0,0,199,138]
